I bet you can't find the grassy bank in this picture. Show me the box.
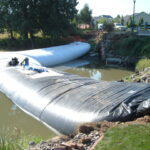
[95,124,150,150]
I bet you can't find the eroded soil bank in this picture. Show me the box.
[29,116,150,150]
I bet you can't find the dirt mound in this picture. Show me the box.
[29,115,150,150]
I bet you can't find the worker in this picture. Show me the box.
[21,57,29,67]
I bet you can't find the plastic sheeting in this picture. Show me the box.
[0,67,150,135]
[0,42,91,67]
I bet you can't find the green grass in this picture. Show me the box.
[94,124,150,150]
[0,128,43,150]
[136,58,150,71]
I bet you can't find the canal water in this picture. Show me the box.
[0,60,133,139]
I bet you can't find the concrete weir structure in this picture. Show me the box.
[0,42,150,135]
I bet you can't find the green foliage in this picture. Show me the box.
[111,35,150,57]
[136,59,150,71]
[97,18,109,24]
[0,130,22,150]
[78,4,92,25]
[113,15,121,23]
[0,128,43,150]
[141,44,150,58]
[126,16,133,27]
[38,0,78,36]
[0,36,67,51]
[103,22,114,32]
[95,124,150,150]
[0,0,78,39]
[121,16,125,25]
[138,18,144,26]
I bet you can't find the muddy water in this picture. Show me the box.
[66,65,133,81]
[0,62,133,139]
[0,93,56,139]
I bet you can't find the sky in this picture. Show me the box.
[76,0,150,17]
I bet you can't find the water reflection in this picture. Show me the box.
[66,65,133,81]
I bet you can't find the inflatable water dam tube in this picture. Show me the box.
[0,42,91,67]
[0,66,150,135]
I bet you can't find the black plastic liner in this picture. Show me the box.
[0,67,150,135]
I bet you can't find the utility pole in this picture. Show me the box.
[132,0,136,32]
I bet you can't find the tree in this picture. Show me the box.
[113,15,121,23]
[0,0,78,39]
[138,18,144,26]
[126,16,133,27]
[78,4,92,25]
[38,0,78,37]
[103,22,114,32]
[121,16,125,25]
[97,18,109,24]
[0,0,15,39]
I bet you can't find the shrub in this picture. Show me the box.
[141,44,150,58]
[136,58,150,71]
[103,22,114,32]
[110,35,150,58]
[0,128,43,150]
[0,128,22,150]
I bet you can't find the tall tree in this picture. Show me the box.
[0,0,15,39]
[121,16,124,25]
[0,0,78,39]
[138,18,144,26]
[38,0,78,36]
[78,4,92,25]
[113,15,121,23]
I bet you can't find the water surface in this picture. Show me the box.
[0,93,56,139]
[66,63,133,81]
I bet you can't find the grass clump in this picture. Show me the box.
[136,58,150,71]
[0,128,43,150]
[94,124,150,150]
[0,128,22,150]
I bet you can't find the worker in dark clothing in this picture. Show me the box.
[21,57,29,67]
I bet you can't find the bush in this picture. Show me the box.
[0,37,67,51]
[0,128,22,150]
[110,35,150,57]
[136,58,150,71]
[141,44,150,58]
[103,22,114,32]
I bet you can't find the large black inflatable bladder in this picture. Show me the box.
[0,67,150,135]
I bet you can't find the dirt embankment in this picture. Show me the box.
[122,67,150,83]
[29,116,150,150]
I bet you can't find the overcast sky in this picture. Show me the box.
[76,0,150,17]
